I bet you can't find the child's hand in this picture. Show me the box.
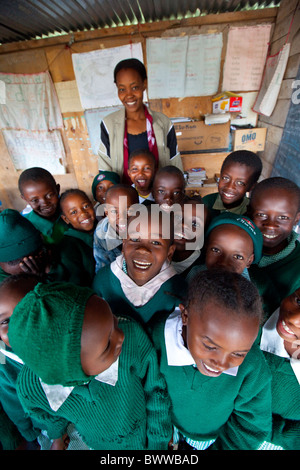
[50,433,70,450]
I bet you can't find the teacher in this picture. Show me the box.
[98,58,182,184]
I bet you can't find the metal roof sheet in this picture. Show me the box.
[0,0,280,44]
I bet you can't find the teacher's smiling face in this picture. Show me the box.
[115,68,146,115]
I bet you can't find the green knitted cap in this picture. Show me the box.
[206,212,263,264]
[92,171,120,199]
[0,209,43,262]
[8,281,95,386]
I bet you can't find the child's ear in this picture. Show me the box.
[179,303,188,325]
[167,243,176,262]
[295,211,300,225]
[61,214,70,225]
[246,253,255,268]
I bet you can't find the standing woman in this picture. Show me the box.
[98,58,182,184]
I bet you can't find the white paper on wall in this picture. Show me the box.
[0,71,63,130]
[72,43,145,109]
[253,43,290,117]
[2,129,66,174]
[222,25,272,92]
[146,33,223,99]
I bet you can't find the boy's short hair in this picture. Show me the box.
[105,184,139,203]
[154,165,185,185]
[250,176,300,211]
[60,188,91,208]
[18,167,57,195]
[186,268,263,323]
[128,149,156,167]
[221,150,262,186]
[114,58,147,83]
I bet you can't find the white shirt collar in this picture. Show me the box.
[260,309,300,385]
[164,309,238,376]
[0,347,24,365]
[110,254,177,307]
[40,358,119,412]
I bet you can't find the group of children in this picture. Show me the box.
[0,147,299,451]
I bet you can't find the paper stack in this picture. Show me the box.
[185,167,207,187]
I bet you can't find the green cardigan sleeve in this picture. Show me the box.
[129,319,172,450]
[0,403,23,450]
[210,346,272,450]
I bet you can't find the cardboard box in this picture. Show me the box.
[212,92,243,114]
[174,121,230,154]
[233,127,267,152]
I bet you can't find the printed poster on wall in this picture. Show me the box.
[222,25,272,92]
[72,43,145,110]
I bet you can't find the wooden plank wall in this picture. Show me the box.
[0,8,279,211]
[257,0,300,179]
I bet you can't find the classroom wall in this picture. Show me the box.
[257,0,300,180]
[0,7,280,212]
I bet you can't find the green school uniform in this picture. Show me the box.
[202,192,249,221]
[16,317,172,450]
[259,311,300,450]
[150,310,272,450]
[92,260,187,325]
[249,233,300,318]
[24,210,68,245]
[58,227,95,287]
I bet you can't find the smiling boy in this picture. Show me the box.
[92,204,186,326]
[202,150,262,220]
[248,177,300,318]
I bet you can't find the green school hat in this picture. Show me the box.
[0,209,43,262]
[92,171,121,199]
[206,212,263,264]
[8,281,96,386]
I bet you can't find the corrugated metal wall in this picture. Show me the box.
[0,0,280,44]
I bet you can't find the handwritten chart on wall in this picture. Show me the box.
[72,43,144,110]
[146,33,223,99]
[222,25,272,92]
[271,65,300,186]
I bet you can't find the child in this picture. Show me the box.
[0,209,73,285]
[202,150,262,220]
[91,170,120,221]
[127,149,156,204]
[152,165,185,212]
[259,284,300,450]
[0,275,44,450]
[18,167,68,245]
[150,268,272,450]
[171,196,206,277]
[248,177,300,318]
[187,212,263,282]
[93,204,187,326]
[5,278,172,450]
[93,184,139,272]
[59,189,97,287]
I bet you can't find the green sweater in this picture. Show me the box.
[0,350,41,448]
[24,210,68,245]
[262,351,300,450]
[202,192,249,221]
[16,317,172,450]
[92,266,187,325]
[150,314,273,450]
[249,238,300,318]
[58,228,95,287]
